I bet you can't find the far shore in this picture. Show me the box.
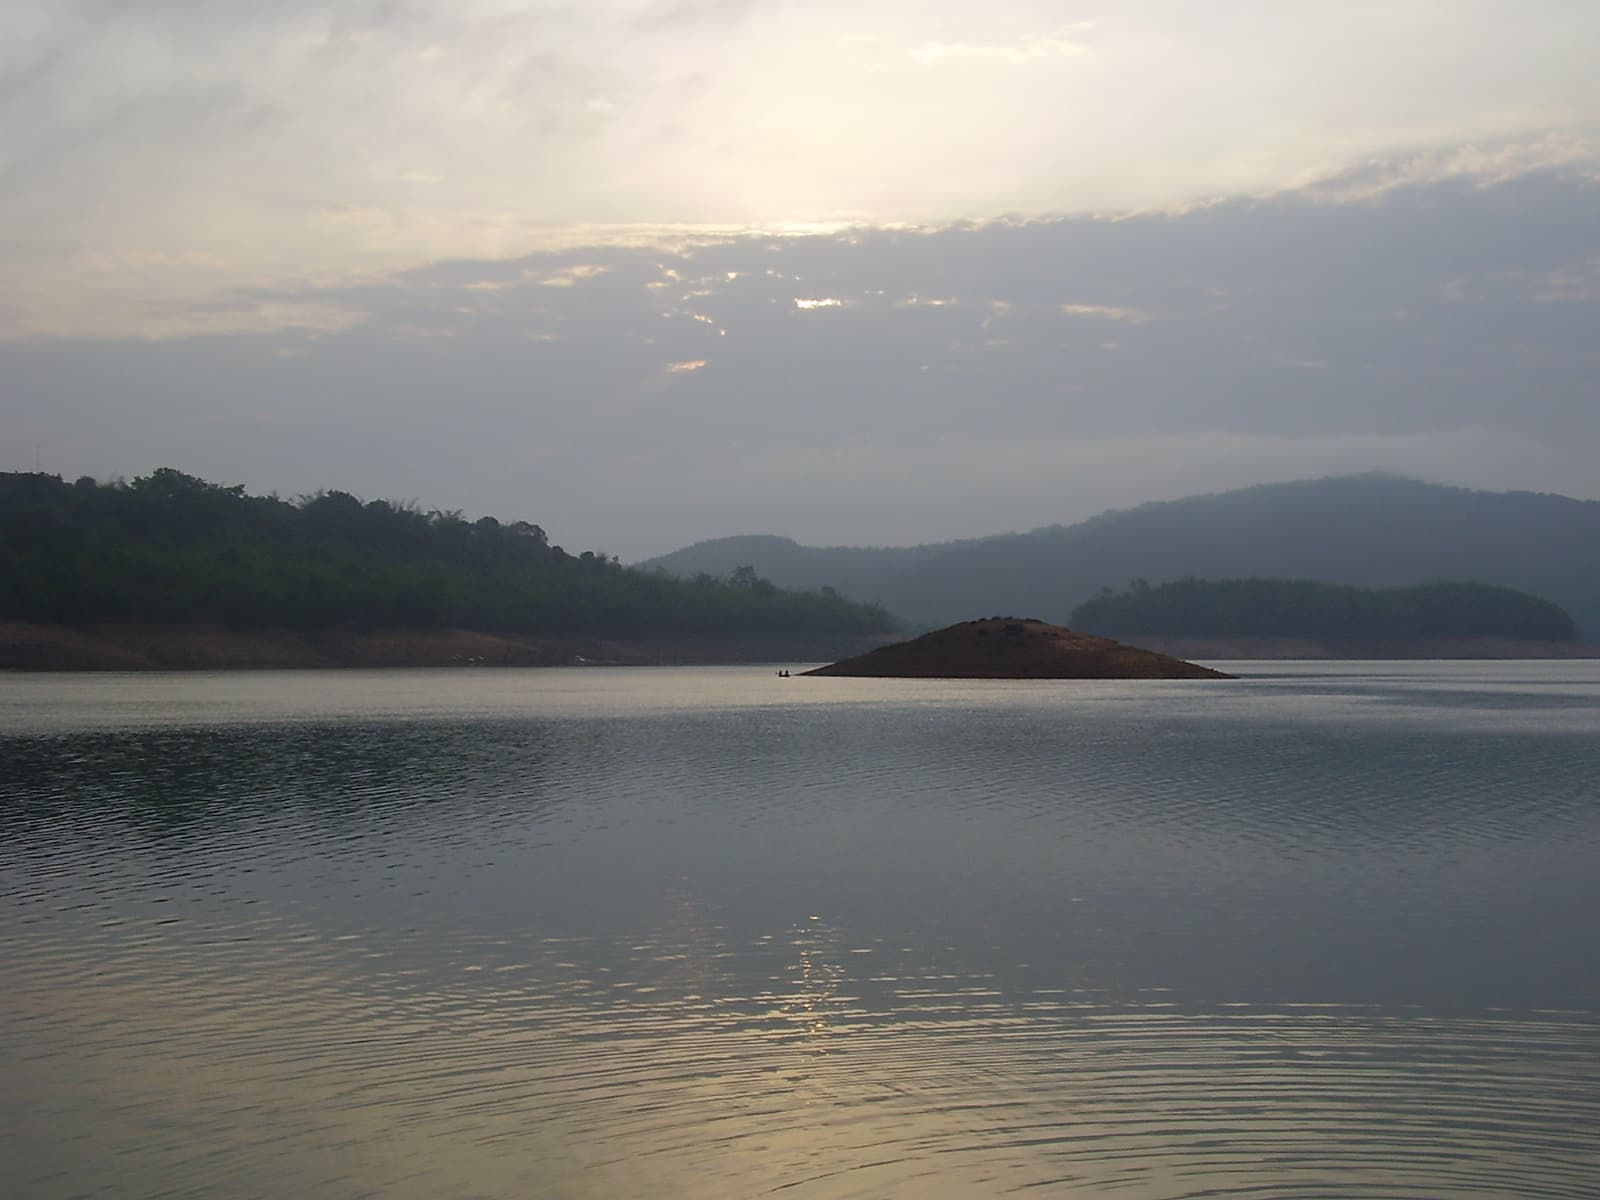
[0,622,1593,672]
[1128,635,1599,661]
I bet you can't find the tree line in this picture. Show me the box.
[0,470,895,636]
[1068,577,1577,642]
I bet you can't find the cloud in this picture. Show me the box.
[902,26,1097,67]
[1059,303,1145,323]
[6,2,1600,343]
[4,146,1596,557]
[1290,132,1600,203]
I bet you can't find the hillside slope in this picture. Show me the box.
[0,470,895,639]
[642,475,1600,640]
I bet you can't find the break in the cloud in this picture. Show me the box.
[5,149,1597,558]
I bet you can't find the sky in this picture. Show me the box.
[3,0,1598,559]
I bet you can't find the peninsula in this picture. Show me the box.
[801,617,1234,679]
[0,469,895,671]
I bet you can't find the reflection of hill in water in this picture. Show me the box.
[0,720,570,842]
[5,667,1593,876]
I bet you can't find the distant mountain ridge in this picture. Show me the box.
[640,475,1600,641]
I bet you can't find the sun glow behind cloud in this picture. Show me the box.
[3,1,1598,339]
[902,28,1095,68]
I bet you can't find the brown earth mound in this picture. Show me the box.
[801,618,1234,679]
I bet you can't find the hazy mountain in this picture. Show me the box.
[640,475,1600,640]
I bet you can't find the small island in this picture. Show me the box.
[801,617,1234,679]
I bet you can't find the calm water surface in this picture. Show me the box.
[3,662,1598,1198]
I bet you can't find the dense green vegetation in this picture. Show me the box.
[0,470,894,635]
[1069,577,1578,642]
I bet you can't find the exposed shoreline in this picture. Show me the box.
[1,623,1593,672]
[0,622,896,672]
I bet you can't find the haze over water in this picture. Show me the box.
[4,662,1599,1197]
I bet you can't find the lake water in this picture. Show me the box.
[3,662,1598,1198]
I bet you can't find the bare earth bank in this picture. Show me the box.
[0,623,899,672]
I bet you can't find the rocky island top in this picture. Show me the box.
[801,617,1235,680]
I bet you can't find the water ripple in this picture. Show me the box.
[7,911,1600,1200]
[5,664,1600,1198]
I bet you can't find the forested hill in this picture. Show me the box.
[1069,579,1578,643]
[641,475,1600,641]
[0,470,894,636]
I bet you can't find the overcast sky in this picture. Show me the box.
[4,1,1598,558]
